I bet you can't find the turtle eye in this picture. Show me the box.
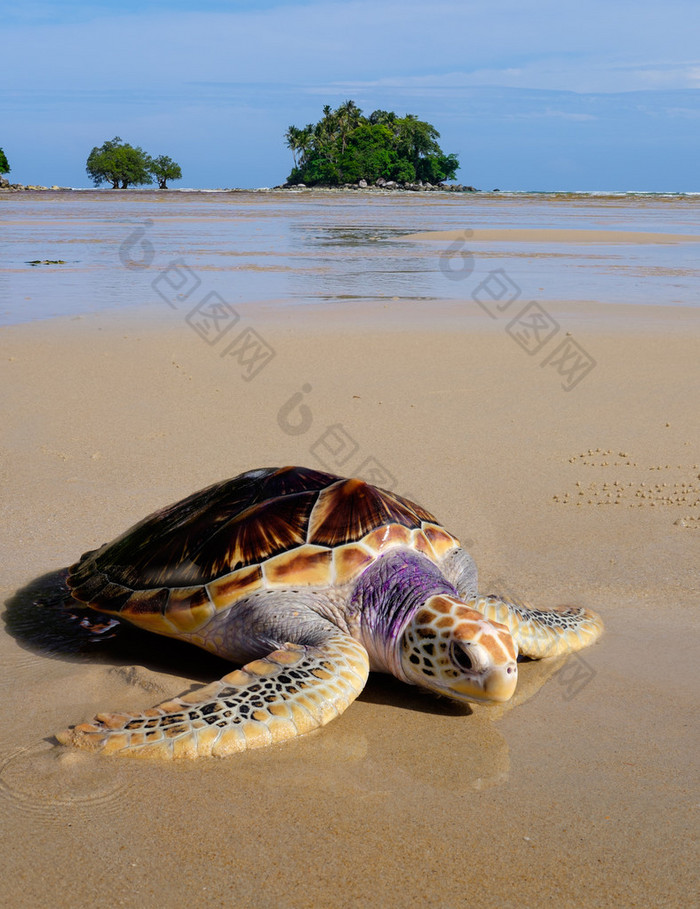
[451,643,473,672]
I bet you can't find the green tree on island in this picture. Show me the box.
[0,147,10,175]
[86,137,153,188]
[86,138,183,189]
[149,154,182,189]
[285,102,459,186]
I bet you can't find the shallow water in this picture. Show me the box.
[1,189,699,324]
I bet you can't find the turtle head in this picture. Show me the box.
[400,595,518,704]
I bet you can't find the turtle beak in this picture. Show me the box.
[483,662,518,701]
[449,661,518,703]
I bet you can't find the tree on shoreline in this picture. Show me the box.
[149,154,182,189]
[86,137,153,188]
[0,147,10,175]
[285,102,459,186]
[86,138,182,189]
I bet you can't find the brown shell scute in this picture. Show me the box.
[263,545,333,587]
[208,565,263,608]
[162,587,216,632]
[422,524,459,558]
[197,490,318,578]
[308,478,427,546]
[66,466,457,631]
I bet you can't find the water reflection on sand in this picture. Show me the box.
[2,190,699,324]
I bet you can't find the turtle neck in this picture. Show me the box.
[350,549,458,679]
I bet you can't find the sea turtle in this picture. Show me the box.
[57,466,603,758]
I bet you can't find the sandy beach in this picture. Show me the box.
[1,195,699,907]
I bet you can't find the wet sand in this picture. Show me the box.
[4,191,700,325]
[406,227,700,244]
[0,297,698,907]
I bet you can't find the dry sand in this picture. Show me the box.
[1,298,698,907]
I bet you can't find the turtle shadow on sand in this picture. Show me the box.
[2,569,230,685]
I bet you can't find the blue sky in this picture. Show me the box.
[2,0,699,190]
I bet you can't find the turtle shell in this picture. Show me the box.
[67,466,460,637]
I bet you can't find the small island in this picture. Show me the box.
[284,101,472,191]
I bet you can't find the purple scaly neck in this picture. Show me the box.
[350,549,458,679]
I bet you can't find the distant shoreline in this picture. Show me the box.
[1,184,699,200]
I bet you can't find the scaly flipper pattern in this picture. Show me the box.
[468,596,604,658]
[56,634,369,759]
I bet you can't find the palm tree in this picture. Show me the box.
[313,107,340,170]
[285,124,314,169]
[285,126,303,167]
[336,100,362,154]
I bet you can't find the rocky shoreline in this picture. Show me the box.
[0,176,72,192]
[0,175,482,194]
[277,177,479,192]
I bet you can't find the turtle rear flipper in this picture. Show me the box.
[56,633,369,758]
[468,595,604,658]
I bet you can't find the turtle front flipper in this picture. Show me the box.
[468,595,603,658]
[56,633,369,759]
